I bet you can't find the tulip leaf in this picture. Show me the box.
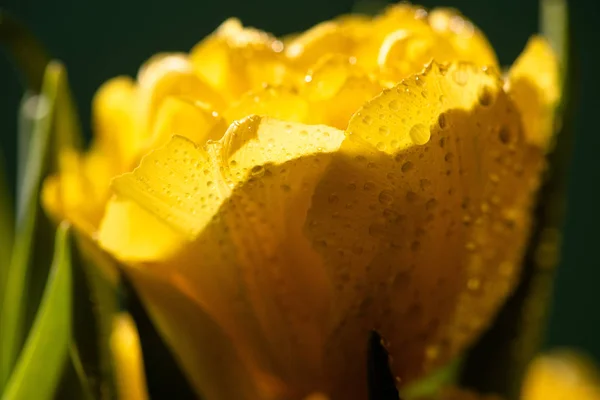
[0,59,81,390]
[1,223,73,400]
[0,73,56,389]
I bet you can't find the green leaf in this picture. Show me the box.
[400,358,462,400]
[1,223,73,400]
[0,60,82,391]
[0,65,57,390]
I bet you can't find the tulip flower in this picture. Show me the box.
[40,3,560,399]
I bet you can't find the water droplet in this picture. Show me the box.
[499,126,511,144]
[206,181,214,187]
[352,244,364,255]
[280,184,291,192]
[401,161,414,172]
[376,142,386,151]
[363,181,375,191]
[347,183,357,191]
[478,86,493,106]
[250,165,265,177]
[406,191,417,202]
[328,193,339,204]
[379,126,390,136]
[410,241,421,251]
[426,198,438,211]
[369,223,386,237]
[452,64,469,86]
[444,152,454,162]
[409,124,430,145]
[426,345,440,360]
[463,214,472,225]
[378,190,394,205]
[362,115,373,125]
[419,179,431,191]
[467,278,481,291]
[480,202,490,213]
[438,113,447,129]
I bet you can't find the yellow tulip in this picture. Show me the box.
[41,3,560,399]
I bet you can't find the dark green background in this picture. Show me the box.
[1,0,599,363]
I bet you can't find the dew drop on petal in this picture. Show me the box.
[401,161,414,172]
[409,123,430,145]
[378,190,394,205]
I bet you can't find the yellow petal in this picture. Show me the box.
[428,8,499,69]
[285,21,355,69]
[521,351,600,400]
[353,3,431,70]
[98,197,185,262]
[137,53,226,136]
[110,313,149,400]
[104,117,347,398]
[376,28,457,83]
[109,135,225,238]
[41,148,113,234]
[302,54,383,129]
[91,76,138,169]
[507,36,560,150]
[125,267,280,400]
[223,85,312,125]
[190,19,288,100]
[305,62,543,393]
[143,96,227,152]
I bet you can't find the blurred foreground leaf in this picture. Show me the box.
[1,224,72,400]
[0,66,57,389]
[0,59,82,390]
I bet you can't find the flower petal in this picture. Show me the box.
[98,198,185,262]
[126,267,278,400]
[306,62,542,392]
[110,313,149,400]
[507,36,560,149]
[91,76,138,169]
[285,21,355,69]
[302,55,382,129]
[137,53,226,135]
[521,351,600,400]
[42,149,114,234]
[223,85,312,124]
[428,8,499,70]
[101,117,347,398]
[190,19,289,100]
[144,97,227,151]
